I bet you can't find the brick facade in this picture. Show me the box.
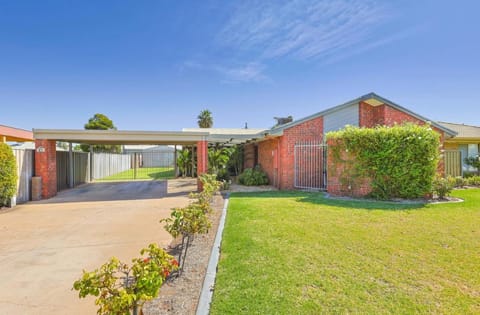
[257,138,279,187]
[34,139,57,199]
[243,143,256,169]
[277,116,324,189]
[254,99,448,197]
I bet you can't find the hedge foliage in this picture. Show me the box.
[327,124,440,199]
[238,166,269,186]
[0,143,18,206]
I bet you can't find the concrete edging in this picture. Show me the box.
[196,194,229,315]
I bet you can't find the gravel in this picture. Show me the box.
[143,194,225,315]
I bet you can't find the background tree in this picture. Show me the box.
[80,113,121,153]
[197,109,213,128]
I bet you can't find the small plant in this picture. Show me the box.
[0,143,18,207]
[453,176,467,188]
[160,173,221,274]
[73,243,178,315]
[464,155,480,175]
[238,166,269,186]
[466,176,480,186]
[432,176,454,200]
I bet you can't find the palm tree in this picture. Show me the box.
[177,149,192,177]
[197,109,213,128]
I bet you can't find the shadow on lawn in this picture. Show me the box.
[230,191,426,211]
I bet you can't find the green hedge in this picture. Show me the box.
[327,124,440,199]
[0,143,18,206]
[238,166,269,186]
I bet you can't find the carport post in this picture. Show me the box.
[174,145,178,177]
[68,142,74,188]
[197,139,208,191]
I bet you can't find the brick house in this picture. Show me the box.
[243,93,457,194]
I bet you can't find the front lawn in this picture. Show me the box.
[211,189,480,314]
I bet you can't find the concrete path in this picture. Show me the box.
[0,179,196,315]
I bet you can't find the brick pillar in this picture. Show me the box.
[35,139,57,199]
[196,140,208,191]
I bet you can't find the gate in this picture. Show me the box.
[294,141,327,190]
[92,147,176,181]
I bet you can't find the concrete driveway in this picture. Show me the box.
[0,179,196,315]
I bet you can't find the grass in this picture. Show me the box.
[96,167,175,181]
[211,189,480,314]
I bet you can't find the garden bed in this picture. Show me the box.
[143,193,225,315]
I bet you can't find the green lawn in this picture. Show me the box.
[211,189,480,314]
[96,167,175,181]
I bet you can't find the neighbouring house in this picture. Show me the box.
[437,122,480,176]
[242,93,458,193]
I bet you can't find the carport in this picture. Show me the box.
[32,129,209,199]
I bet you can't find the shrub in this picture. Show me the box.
[73,243,178,315]
[464,155,480,175]
[327,124,440,200]
[466,176,480,186]
[238,166,269,186]
[453,176,467,188]
[432,176,454,199]
[161,204,211,238]
[0,143,18,206]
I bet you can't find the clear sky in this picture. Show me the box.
[1,0,479,131]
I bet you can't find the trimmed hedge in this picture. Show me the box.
[0,143,18,206]
[327,124,440,199]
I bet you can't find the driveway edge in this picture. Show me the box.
[196,193,229,315]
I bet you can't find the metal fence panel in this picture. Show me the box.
[294,141,327,190]
[13,149,35,203]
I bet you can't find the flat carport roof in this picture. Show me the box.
[33,129,210,145]
[33,128,267,145]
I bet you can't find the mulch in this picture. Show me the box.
[143,193,225,315]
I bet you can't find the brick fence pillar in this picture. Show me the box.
[196,139,208,191]
[35,139,57,199]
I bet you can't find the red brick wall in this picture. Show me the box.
[359,101,385,127]
[279,116,324,189]
[326,138,372,197]
[35,139,57,199]
[243,143,256,169]
[257,138,279,187]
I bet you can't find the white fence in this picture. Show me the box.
[12,149,35,203]
[92,152,131,180]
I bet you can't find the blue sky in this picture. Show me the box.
[1,0,479,131]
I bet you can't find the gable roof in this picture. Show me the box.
[268,93,457,137]
[437,121,480,139]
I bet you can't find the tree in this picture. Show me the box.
[208,147,231,174]
[84,113,116,130]
[80,113,121,153]
[197,109,213,128]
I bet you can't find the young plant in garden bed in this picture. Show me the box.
[160,173,221,274]
[73,243,178,315]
